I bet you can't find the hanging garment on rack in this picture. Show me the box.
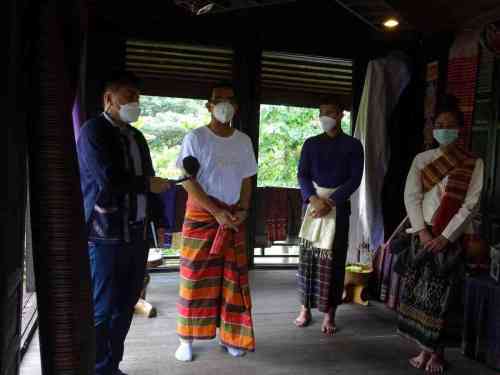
[348,55,411,263]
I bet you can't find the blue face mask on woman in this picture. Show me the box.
[433,128,459,146]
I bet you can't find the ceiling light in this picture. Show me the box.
[383,18,399,29]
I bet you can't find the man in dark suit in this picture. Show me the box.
[77,71,170,375]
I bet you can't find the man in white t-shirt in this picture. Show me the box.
[174,83,257,362]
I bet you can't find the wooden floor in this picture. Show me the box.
[21,270,496,375]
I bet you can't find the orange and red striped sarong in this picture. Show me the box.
[177,198,255,351]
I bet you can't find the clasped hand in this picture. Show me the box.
[309,196,334,218]
[214,210,248,231]
[418,229,449,253]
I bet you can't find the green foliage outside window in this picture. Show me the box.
[135,96,351,188]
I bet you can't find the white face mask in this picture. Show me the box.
[319,116,337,132]
[118,102,141,124]
[213,101,235,124]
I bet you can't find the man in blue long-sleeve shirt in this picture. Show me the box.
[77,71,170,375]
[295,99,364,336]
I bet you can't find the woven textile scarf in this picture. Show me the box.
[421,145,476,237]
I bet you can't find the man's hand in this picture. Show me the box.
[311,206,332,218]
[310,196,329,211]
[232,210,248,226]
[213,210,238,231]
[424,235,449,253]
[150,177,171,193]
[309,196,331,218]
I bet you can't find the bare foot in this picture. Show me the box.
[321,311,337,336]
[294,307,311,327]
[409,351,431,370]
[425,353,446,374]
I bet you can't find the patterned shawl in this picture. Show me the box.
[421,145,477,237]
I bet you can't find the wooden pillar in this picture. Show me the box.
[232,30,262,268]
[83,29,126,120]
[2,0,31,374]
[28,2,94,374]
[351,55,369,129]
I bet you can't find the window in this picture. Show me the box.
[134,95,209,265]
[254,104,351,266]
[257,104,352,188]
[135,95,209,179]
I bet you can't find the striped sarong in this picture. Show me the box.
[177,199,255,351]
[297,244,335,313]
[297,213,349,313]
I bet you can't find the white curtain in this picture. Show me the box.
[348,56,411,264]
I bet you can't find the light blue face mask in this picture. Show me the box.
[433,129,459,146]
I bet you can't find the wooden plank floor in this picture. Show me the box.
[21,270,497,375]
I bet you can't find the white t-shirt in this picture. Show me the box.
[176,126,258,205]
